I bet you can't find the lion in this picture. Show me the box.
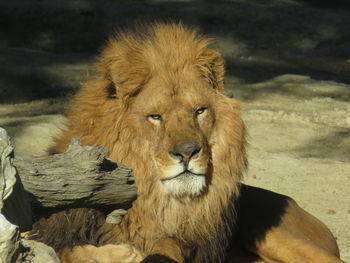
[34,23,343,263]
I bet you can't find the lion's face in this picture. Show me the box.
[57,23,246,204]
[126,68,218,197]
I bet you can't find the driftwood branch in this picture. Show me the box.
[15,139,137,211]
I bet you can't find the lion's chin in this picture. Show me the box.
[162,172,207,197]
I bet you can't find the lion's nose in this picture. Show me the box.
[169,142,201,165]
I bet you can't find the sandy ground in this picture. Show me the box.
[0,0,349,261]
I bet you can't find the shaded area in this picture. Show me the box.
[296,0,350,9]
[30,208,107,252]
[0,67,68,103]
[1,0,350,103]
[294,129,350,161]
[0,49,92,103]
[1,1,350,55]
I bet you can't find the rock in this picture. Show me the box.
[0,128,22,263]
[0,127,17,209]
[106,209,128,224]
[0,214,21,263]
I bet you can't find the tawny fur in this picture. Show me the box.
[59,244,143,263]
[48,23,247,263]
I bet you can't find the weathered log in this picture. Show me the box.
[14,139,137,213]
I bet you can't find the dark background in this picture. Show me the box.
[1,0,350,103]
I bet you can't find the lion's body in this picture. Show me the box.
[39,23,343,263]
[50,23,246,263]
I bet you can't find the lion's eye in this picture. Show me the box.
[148,114,162,121]
[195,107,207,116]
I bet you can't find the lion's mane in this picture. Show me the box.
[50,23,247,263]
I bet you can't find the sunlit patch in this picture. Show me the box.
[163,172,207,197]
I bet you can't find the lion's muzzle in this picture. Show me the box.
[158,141,209,197]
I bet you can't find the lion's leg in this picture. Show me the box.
[253,227,344,263]
[59,244,143,263]
[237,184,343,263]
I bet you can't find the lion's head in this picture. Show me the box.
[52,23,247,263]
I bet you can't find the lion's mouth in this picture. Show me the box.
[165,170,205,181]
[162,170,207,197]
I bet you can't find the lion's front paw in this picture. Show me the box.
[140,254,178,263]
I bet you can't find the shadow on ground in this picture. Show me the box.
[293,129,350,162]
[1,0,350,103]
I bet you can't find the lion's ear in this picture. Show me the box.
[199,49,225,92]
[96,41,149,99]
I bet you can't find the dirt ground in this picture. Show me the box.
[0,0,349,261]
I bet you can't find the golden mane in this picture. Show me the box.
[50,22,247,263]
